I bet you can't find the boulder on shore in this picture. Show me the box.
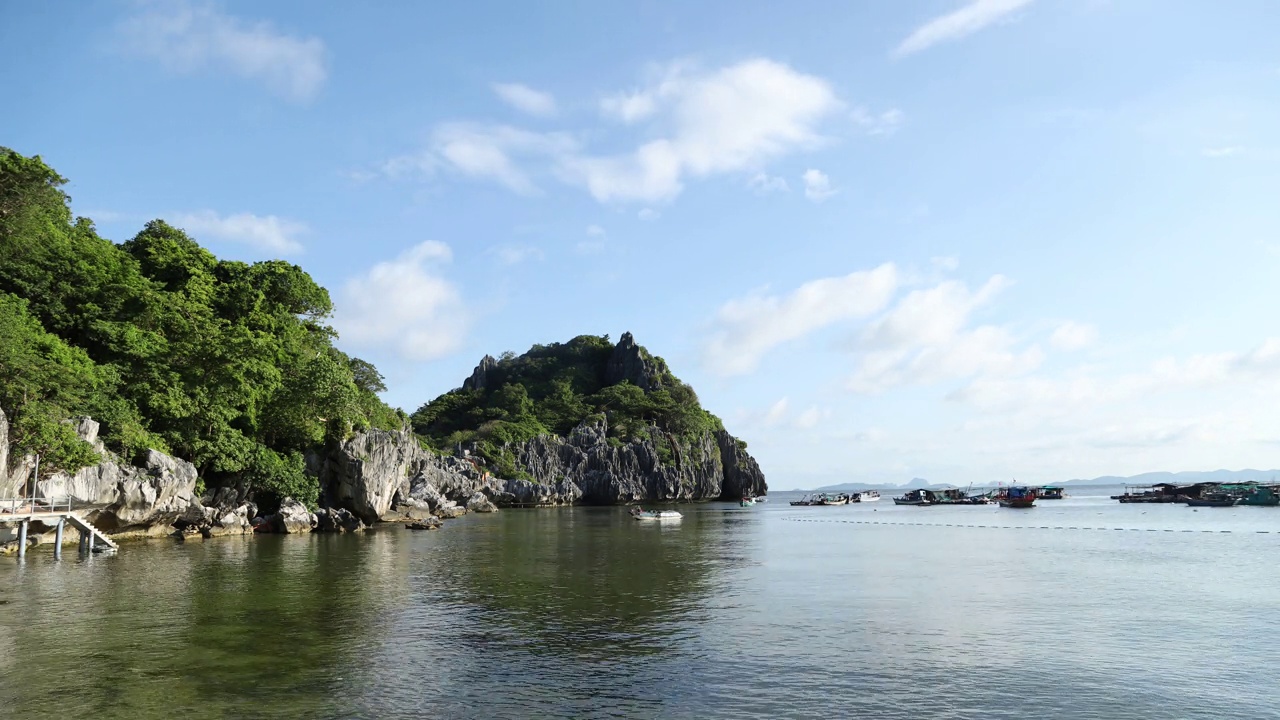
[466,492,499,513]
[256,498,317,534]
[405,517,442,530]
[315,507,365,533]
[435,505,467,519]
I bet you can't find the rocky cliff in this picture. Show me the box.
[305,413,766,523]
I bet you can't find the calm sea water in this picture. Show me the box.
[2,486,1279,719]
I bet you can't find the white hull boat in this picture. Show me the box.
[631,508,683,520]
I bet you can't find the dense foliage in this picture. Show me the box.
[0,148,403,509]
[410,334,724,479]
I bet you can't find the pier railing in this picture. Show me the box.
[0,495,74,515]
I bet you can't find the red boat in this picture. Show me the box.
[996,486,1036,508]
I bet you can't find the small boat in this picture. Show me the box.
[754,496,768,503]
[1034,486,1065,500]
[996,486,1036,508]
[856,491,881,502]
[893,489,935,506]
[1183,492,1236,508]
[740,496,756,507]
[631,507,683,520]
[789,494,813,506]
[814,492,849,506]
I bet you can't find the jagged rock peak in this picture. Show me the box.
[605,331,666,391]
[462,354,499,392]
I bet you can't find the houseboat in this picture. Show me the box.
[996,486,1036,508]
[893,489,936,506]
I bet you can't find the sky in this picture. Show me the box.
[4,0,1280,489]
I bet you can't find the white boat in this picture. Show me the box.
[631,507,682,520]
[856,491,881,502]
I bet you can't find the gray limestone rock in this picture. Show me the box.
[260,497,317,534]
[466,492,499,513]
[605,331,665,391]
[315,507,365,533]
[462,354,499,392]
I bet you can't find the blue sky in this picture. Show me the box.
[5,0,1280,489]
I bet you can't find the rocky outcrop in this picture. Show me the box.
[605,332,665,391]
[466,492,499,513]
[309,427,486,524]
[35,419,203,535]
[315,507,365,533]
[462,354,499,392]
[715,430,767,501]
[312,414,766,515]
[503,417,751,503]
[257,498,317,534]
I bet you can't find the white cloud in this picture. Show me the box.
[764,397,791,426]
[748,172,789,194]
[118,1,327,102]
[384,123,578,194]
[1202,146,1243,158]
[851,107,905,135]
[895,0,1034,58]
[802,169,837,202]
[600,89,660,124]
[566,59,841,203]
[1050,321,1098,351]
[953,338,1280,416]
[794,405,827,429]
[585,224,606,237]
[492,82,557,117]
[332,241,466,361]
[703,263,899,376]
[384,58,847,205]
[169,210,306,255]
[491,244,544,265]
[849,275,1043,392]
[637,208,660,221]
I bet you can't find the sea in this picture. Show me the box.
[2,485,1279,719]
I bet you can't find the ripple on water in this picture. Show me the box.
[2,501,1280,718]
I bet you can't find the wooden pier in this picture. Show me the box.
[1,499,117,559]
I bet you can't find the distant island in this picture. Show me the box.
[810,469,1280,493]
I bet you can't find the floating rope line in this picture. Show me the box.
[779,517,1270,534]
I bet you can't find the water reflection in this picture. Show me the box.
[3,500,1279,720]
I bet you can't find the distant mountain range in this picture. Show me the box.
[1058,469,1280,486]
[811,469,1280,493]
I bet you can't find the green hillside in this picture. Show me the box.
[410,334,729,479]
[0,147,400,509]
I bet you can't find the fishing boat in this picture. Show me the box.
[996,486,1036,508]
[1035,486,1065,500]
[814,492,849,506]
[1183,492,1236,508]
[789,495,813,506]
[855,491,881,502]
[631,507,683,520]
[740,496,756,507]
[893,489,934,506]
[1237,486,1280,507]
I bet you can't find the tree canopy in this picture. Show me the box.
[0,147,403,509]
